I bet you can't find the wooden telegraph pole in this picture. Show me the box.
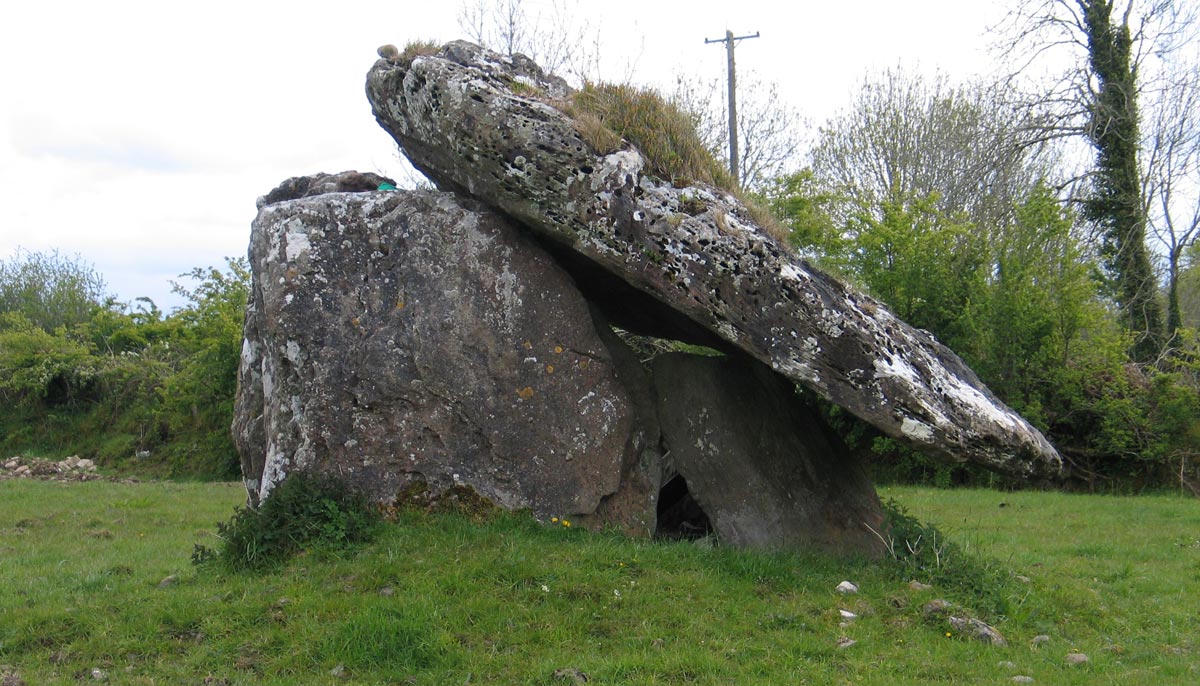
[705,29,759,186]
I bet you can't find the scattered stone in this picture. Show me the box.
[1030,635,1051,647]
[949,616,1007,647]
[329,664,346,678]
[378,586,395,597]
[836,637,857,649]
[922,599,954,618]
[1064,652,1089,665]
[836,581,859,594]
[0,455,103,482]
[90,668,108,682]
[157,575,178,588]
[908,580,933,592]
[1015,574,1031,583]
[997,661,1018,670]
[1,665,26,686]
[1012,677,1034,684]
[839,609,857,619]
[650,638,665,649]
[552,667,589,684]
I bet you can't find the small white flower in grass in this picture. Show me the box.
[613,589,621,598]
[541,584,550,593]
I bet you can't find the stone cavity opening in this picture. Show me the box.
[655,474,713,540]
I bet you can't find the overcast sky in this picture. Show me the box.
[0,0,1007,311]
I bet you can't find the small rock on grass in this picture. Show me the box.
[552,667,589,684]
[908,580,932,592]
[157,575,178,588]
[836,637,857,649]
[836,581,859,594]
[1012,677,1034,684]
[1030,634,1050,647]
[922,599,954,617]
[1064,652,1089,665]
[1,665,27,686]
[997,661,1018,670]
[949,616,1007,647]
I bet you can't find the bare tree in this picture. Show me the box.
[997,0,1199,361]
[1144,61,1200,342]
[457,0,601,86]
[671,73,807,192]
[807,67,1054,232]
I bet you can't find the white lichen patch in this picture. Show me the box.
[590,150,644,191]
[779,262,811,284]
[285,340,303,366]
[900,417,935,443]
[284,219,312,261]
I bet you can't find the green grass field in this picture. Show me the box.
[1,479,1197,685]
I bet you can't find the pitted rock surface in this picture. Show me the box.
[234,185,656,526]
[365,40,1061,478]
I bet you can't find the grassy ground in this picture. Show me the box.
[1,480,1197,685]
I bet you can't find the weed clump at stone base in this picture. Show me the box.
[877,499,1014,616]
[192,471,380,572]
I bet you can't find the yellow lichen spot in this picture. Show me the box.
[554,345,564,354]
[396,299,406,310]
[524,340,533,349]
[517,386,535,400]
[546,365,555,374]
[350,317,361,327]
[578,359,590,370]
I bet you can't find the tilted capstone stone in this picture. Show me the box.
[364,40,1062,479]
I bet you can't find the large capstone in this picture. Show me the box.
[365,41,1062,479]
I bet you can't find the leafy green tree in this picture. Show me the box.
[973,184,1098,414]
[0,248,108,332]
[159,258,250,477]
[0,311,98,408]
[760,169,844,259]
[837,192,988,343]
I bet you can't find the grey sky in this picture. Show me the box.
[0,0,1004,311]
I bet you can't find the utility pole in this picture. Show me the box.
[705,29,759,186]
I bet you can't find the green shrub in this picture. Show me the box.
[193,471,380,572]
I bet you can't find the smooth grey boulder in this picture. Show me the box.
[233,182,657,528]
[365,41,1062,479]
[653,353,884,554]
